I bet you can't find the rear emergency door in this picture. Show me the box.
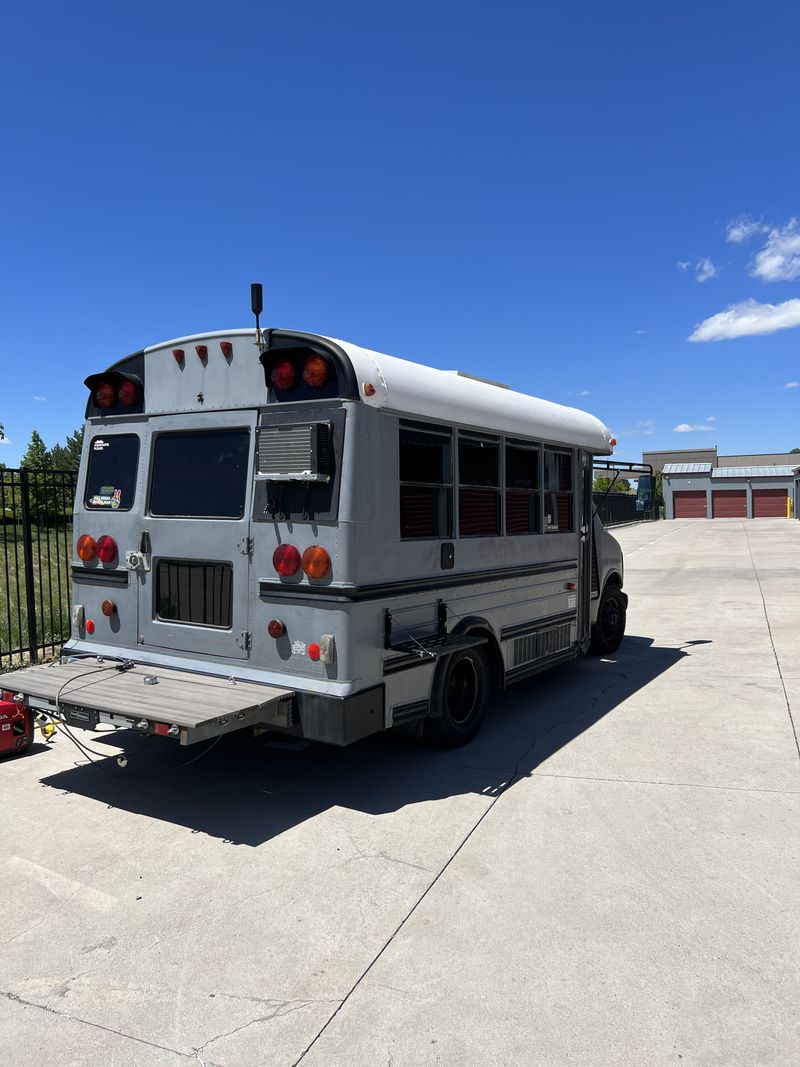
[137,411,256,660]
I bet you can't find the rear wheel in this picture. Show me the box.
[590,583,626,655]
[425,647,490,747]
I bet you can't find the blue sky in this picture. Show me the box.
[2,1,799,465]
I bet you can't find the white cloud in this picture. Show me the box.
[32,395,47,402]
[635,329,647,335]
[674,423,715,433]
[577,389,591,396]
[677,260,691,272]
[623,419,656,436]
[726,215,768,244]
[695,257,718,283]
[785,381,800,389]
[705,415,717,422]
[0,435,11,445]
[749,219,800,282]
[688,297,800,342]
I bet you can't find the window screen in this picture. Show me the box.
[544,448,573,532]
[399,425,453,539]
[506,441,540,534]
[85,434,139,511]
[459,435,500,537]
[150,429,250,518]
[155,560,233,627]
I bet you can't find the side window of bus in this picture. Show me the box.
[150,429,250,518]
[544,448,573,533]
[458,434,500,537]
[506,441,540,534]
[399,425,453,539]
[85,434,139,511]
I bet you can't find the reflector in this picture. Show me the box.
[196,345,208,361]
[85,619,96,635]
[267,619,286,638]
[307,643,321,662]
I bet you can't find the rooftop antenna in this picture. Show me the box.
[251,282,267,350]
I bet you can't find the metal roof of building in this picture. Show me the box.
[662,463,713,474]
[711,466,798,478]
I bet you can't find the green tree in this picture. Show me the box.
[593,476,631,493]
[49,427,84,472]
[20,429,51,470]
[790,447,800,454]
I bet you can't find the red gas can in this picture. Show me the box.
[0,699,33,757]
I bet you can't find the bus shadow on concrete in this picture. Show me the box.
[40,635,699,846]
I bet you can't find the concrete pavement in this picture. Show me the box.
[1,519,798,1066]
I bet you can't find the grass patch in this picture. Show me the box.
[0,523,73,663]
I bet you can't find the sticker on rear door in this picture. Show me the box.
[291,640,307,656]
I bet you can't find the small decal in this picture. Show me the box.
[110,488,122,510]
[291,640,307,656]
[93,439,109,451]
[567,594,577,609]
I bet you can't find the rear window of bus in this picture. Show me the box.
[85,434,139,511]
[150,429,250,518]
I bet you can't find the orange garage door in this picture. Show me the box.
[712,490,747,518]
[752,489,788,517]
[673,490,707,518]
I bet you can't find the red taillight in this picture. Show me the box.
[273,544,301,576]
[85,619,95,635]
[77,534,96,561]
[302,546,331,579]
[270,358,297,391]
[95,535,117,564]
[267,619,286,638]
[95,382,116,408]
[307,643,321,662]
[118,380,139,406]
[303,355,329,388]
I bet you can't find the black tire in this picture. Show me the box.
[424,647,490,747]
[590,583,627,655]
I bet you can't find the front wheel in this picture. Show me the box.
[424,647,490,747]
[590,584,627,655]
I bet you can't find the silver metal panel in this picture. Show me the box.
[711,466,796,478]
[4,660,292,729]
[662,463,713,474]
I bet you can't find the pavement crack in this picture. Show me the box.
[0,989,194,1060]
[193,1000,330,1056]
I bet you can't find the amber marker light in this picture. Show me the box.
[302,546,331,580]
[77,534,96,561]
[101,600,116,617]
[302,354,329,387]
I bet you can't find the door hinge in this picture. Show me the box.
[238,536,254,557]
[237,631,252,652]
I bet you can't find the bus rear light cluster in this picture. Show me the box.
[76,534,118,564]
[92,379,140,408]
[272,544,331,580]
[268,353,331,393]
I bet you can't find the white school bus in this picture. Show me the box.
[5,296,628,749]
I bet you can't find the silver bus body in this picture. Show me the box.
[4,328,625,746]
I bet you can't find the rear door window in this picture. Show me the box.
[85,434,139,511]
[150,429,251,518]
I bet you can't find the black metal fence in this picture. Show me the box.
[594,491,643,527]
[1,468,77,668]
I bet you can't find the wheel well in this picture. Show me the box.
[604,571,622,591]
[455,621,503,689]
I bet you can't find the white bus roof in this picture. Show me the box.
[143,329,614,454]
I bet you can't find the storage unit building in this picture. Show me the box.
[663,464,798,520]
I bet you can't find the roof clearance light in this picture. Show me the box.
[363,383,376,397]
[220,341,233,358]
[95,535,117,564]
[95,382,116,408]
[273,544,301,577]
[301,545,331,579]
[303,355,329,388]
[610,438,617,447]
[173,349,185,366]
[271,358,296,391]
[118,380,139,406]
[196,344,208,361]
[77,534,96,561]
